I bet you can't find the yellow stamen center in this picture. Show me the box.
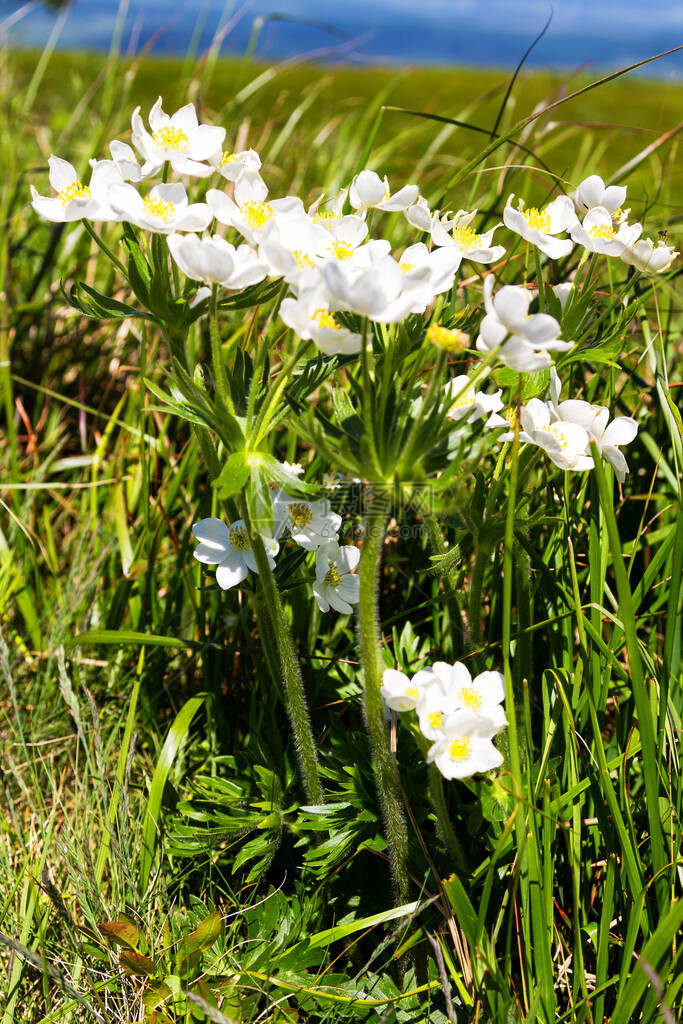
[452,225,484,250]
[143,196,176,222]
[406,686,418,699]
[219,151,238,166]
[313,210,339,225]
[242,200,273,230]
[449,736,472,762]
[229,525,250,552]
[152,125,189,153]
[400,262,414,273]
[288,502,313,530]
[293,249,314,269]
[330,240,354,261]
[59,181,91,207]
[451,392,475,410]
[428,711,444,729]
[382,187,391,202]
[503,407,518,425]
[523,207,551,233]
[323,561,343,587]
[588,224,615,241]
[426,324,468,352]
[457,687,482,710]
[312,309,341,331]
[539,424,568,451]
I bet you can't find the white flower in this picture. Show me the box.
[549,369,638,482]
[131,97,225,178]
[30,156,125,223]
[381,669,421,712]
[209,147,261,182]
[207,170,303,247]
[398,242,462,296]
[272,491,342,550]
[313,540,360,613]
[621,237,678,275]
[552,282,573,310]
[321,250,434,324]
[415,661,506,740]
[520,398,593,471]
[404,196,432,231]
[503,194,577,259]
[349,170,418,212]
[444,375,503,424]
[427,709,505,780]
[107,140,145,182]
[192,517,278,590]
[280,287,363,356]
[167,233,267,292]
[431,209,506,265]
[476,276,572,372]
[108,182,211,234]
[568,206,642,256]
[573,174,626,218]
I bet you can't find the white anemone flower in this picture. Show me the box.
[272,491,342,550]
[30,156,125,223]
[568,206,642,257]
[192,517,278,590]
[107,140,146,182]
[321,251,434,324]
[503,194,577,259]
[280,287,363,356]
[207,170,303,247]
[549,369,638,482]
[476,276,572,372]
[131,97,225,178]
[108,182,211,234]
[444,375,503,424]
[208,147,261,182]
[415,661,506,740]
[573,174,627,218]
[621,237,678,275]
[520,398,592,471]
[404,196,433,231]
[427,709,505,780]
[313,540,360,614]
[167,233,268,292]
[431,209,506,265]
[552,282,573,310]
[349,170,418,212]
[380,669,421,712]
[398,243,462,296]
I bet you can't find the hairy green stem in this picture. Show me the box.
[357,487,409,903]
[241,497,324,805]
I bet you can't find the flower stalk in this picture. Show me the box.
[357,486,410,903]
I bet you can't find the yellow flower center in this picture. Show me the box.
[523,207,551,233]
[219,151,238,166]
[503,407,518,425]
[288,502,313,530]
[143,197,176,222]
[59,181,91,207]
[426,324,468,352]
[400,262,414,273]
[588,224,615,241]
[242,200,273,230]
[229,525,250,552]
[313,210,339,225]
[383,187,391,202]
[452,225,483,250]
[428,711,444,729]
[457,687,482,710]
[293,250,314,269]
[451,392,475,410]
[449,736,472,762]
[323,561,343,587]
[330,240,354,261]
[312,309,341,331]
[406,686,418,699]
[539,424,568,451]
[152,125,189,153]
[611,207,623,221]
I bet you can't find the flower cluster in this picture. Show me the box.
[31,99,677,368]
[381,662,507,779]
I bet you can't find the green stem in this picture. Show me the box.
[428,763,467,871]
[209,282,232,413]
[240,497,324,805]
[82,219,128,277]
[357,487,409,903]
[424,512,464,658]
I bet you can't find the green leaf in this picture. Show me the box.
[119,950,156,976]
[70,629,205,651]
[215,452,250,498]
[63,280,157,323]
[140,696,207,892]
[187,910,223,955]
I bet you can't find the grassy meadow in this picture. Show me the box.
[1,35,682,1024]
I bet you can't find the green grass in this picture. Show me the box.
[1,36,682,1024]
